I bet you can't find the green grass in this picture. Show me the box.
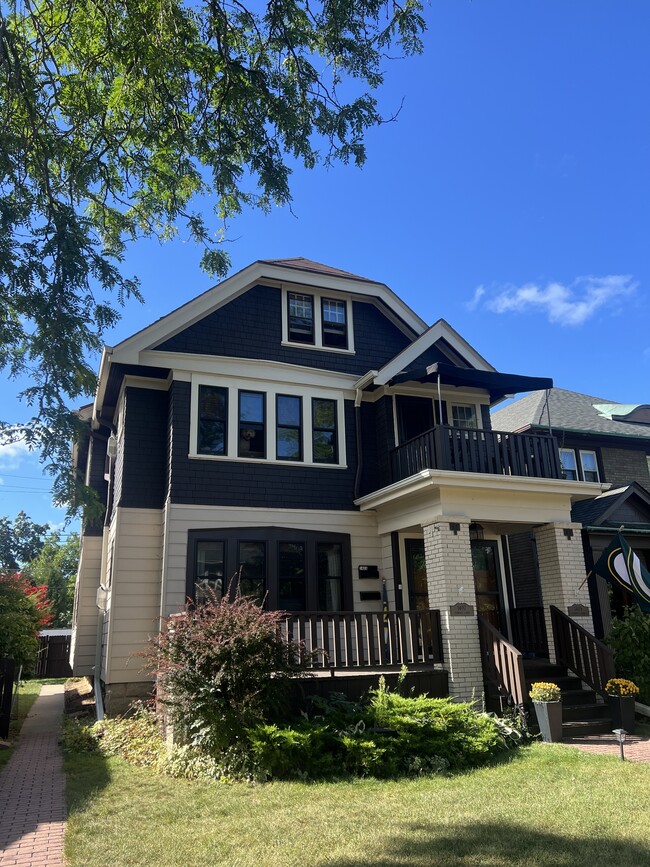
[65,743,650,867]
[0,679,44,771]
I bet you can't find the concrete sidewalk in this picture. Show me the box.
[0,683,66,866]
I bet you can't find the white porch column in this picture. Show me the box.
[422,518,483,702]
[534,522,592,663]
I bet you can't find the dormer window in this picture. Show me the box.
[283,288,354,353]
[288,293,314,344]
[322,299,347,349]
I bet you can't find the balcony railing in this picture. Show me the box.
[279,609,443,669]
[390,425,563,483]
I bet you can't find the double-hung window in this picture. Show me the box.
[321,299,348,349]
[559,448,578,480]
[276,395,302,461]
[288,293,314,344]
[284,290,353,352]
[579,450,600,482]
[450,404,478,429]
[238,391,266,458]
[198,385,228,455]
[312,398,338,464]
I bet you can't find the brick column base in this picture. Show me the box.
[422,518,483,703]
[534,522,592,663]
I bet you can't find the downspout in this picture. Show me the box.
[353,371,377,500]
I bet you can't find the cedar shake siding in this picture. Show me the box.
[155,284,412,375]
[116,387,169,510]
[168,381,359,510]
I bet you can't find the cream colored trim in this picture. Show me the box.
[355,469,607,511]
[373,319,495,386]
[141,350,358,393]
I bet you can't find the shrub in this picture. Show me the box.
[0,572,51,671]
[607,607,650,704]
[145,592,309,752]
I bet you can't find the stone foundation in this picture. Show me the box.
[103,680,155,716]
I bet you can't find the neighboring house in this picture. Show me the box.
[70,258,604,714]
[492,388,650,638]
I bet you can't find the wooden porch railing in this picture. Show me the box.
[478,615,527,709]
[391,425,562,483]
[550,605,615,697]
[510,606,549,657]
[279,609,443,669]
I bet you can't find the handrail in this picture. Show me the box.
[279,609,443,669]
[390,424,562,483]
[550,605,615,697]
[477,615,527,709]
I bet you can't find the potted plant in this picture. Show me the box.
[530,681,563,743]
[605,678,639,733]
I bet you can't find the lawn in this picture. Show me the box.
[65,743,650,867]
[0,679,44,771]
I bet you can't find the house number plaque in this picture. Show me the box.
[450,602,474,617]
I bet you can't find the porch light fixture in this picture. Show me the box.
[613,728,627,761]
[468,523,484,541]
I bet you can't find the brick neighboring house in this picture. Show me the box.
[492,388,650,637]
[70,259,605,714]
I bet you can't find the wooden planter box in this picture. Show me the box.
[607,695,636,734]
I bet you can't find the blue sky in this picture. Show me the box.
[1,0,648,528]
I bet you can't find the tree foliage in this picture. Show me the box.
[0,510,49,570]
[27,531,80,626]
[0,571,51,669]
[0,0,426,511]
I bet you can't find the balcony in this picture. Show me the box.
[390,425,563,483]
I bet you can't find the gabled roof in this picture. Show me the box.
[571,482,650,527]
[108,258,427,367]
[492,387,650,440]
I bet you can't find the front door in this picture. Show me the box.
[405,538,428,610]
[471,539,506,634]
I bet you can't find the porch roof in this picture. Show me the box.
[388,361,553,403]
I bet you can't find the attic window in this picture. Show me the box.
[283,288,354,353]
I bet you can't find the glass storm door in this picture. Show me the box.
[471,539,505,633]
[405,538,428,611]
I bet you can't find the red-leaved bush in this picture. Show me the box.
[146,592,308,752]
[0,571,52,670]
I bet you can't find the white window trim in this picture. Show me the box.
[449,402,480,429]
[281,286,355,354]
[579,449,600,483]
[189,376,347,469]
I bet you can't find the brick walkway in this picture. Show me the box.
[563,730,650,763]
[0,684,66,866]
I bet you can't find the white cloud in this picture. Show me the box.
[465,286,485,312]
[0,440,32,471]
[469,275,636,326]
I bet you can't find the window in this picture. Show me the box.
[276,395,302,461]
[238,540,265,603]
[194,540,225,604]
[198,385,228,455]
[321,298,348,349]
[317,542,343,611]
[579,450,600,483]
[450,404,478,429]
[312,398,338,464]
[283,289,354,352]
[278,542,306,611]
[288,293,314,343]
[559,448,578,480]
[187,528,351,611]
[238,391,266,458]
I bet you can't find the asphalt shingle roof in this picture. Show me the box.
[492,387,650,440]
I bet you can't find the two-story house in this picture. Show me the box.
[70,258,604,714]
[493,388,650,639]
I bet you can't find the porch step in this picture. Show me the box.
[523,660,614,736]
